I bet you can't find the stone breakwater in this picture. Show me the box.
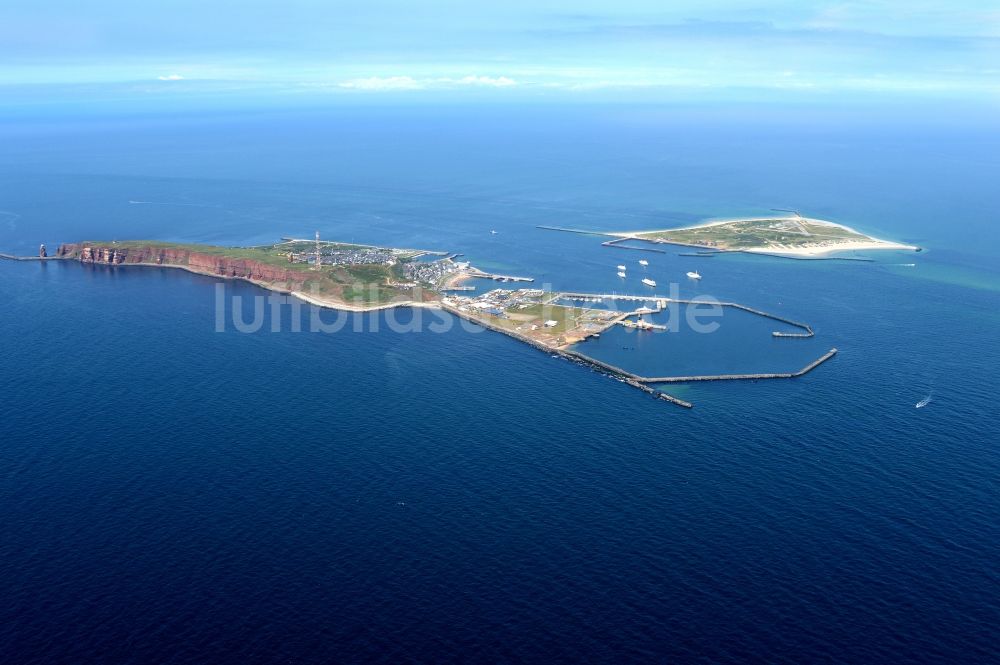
[57,243,309,285]
[440,303,694,408]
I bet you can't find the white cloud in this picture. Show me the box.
[452,75,517,87]
[338,76,421,90]
[335,74,517,91]
[157,74,184,81]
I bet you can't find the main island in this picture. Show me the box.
[9,235,841,408]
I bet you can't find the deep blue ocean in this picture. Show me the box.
[1,104,998,663]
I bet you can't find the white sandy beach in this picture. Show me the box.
[743,239,918,257]
[291,290,442,313]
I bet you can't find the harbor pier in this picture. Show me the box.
[641,348,837,384]
[556,293,815,338]
[466,270,534,283]
[601,237,668,254]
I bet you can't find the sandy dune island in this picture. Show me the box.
[614,216,919,257]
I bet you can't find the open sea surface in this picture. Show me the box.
[1,105,998,662]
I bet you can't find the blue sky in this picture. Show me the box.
[2,0,998,104]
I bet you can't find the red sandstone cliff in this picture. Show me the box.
[57,243,310,285]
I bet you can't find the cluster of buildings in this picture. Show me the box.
[445,288,551,320]
[401,257,470,285]
[288,245,404,267]
[444,288,623,346]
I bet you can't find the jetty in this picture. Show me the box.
[559,292,670,302]
[535,226,614,237]
[601,237,668,254]
[641,349,837,383]
[440,302,693,408]
[466,270,534,283]
[440,289,836,409]
[722,302,815,337]
[619,319,668,331]
[556,293,815,338]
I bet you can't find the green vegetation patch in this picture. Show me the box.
[77,240,427,305]
[633,218,871,250]
[486,303,588,335]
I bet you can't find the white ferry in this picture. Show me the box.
[686,271,702,280]
[642,278,656,287]
[638,259,649,266]
[617,271,627,278]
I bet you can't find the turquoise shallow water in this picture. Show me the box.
[1,106,998,662]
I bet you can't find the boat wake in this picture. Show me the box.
[128,200,216,207]
[0,210,21,230]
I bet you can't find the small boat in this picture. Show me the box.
[617,271,627,278]
[915,395,932,408]
[638,260,649,266]
[617,265,627,271]
[642,278,656,287]
[490,230,498,235]
[686,271,702,280]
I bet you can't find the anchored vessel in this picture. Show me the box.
[686,271,702,280]
[642,278,656,287]
[638,259,649,266]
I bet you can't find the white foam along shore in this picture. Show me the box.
[611,216,918,257]
[290,289,442,313]
[743,239,918,256]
